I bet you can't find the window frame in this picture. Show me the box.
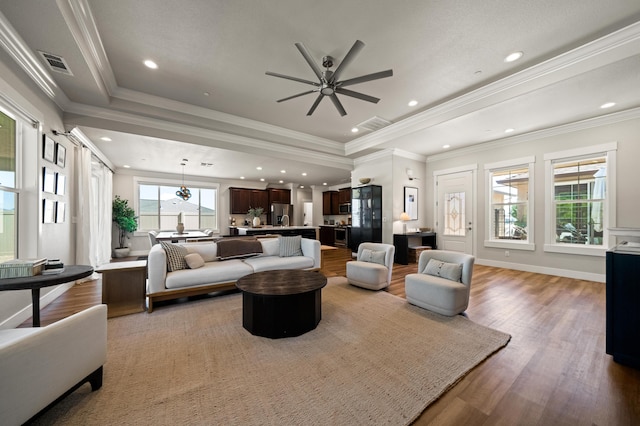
[133,176,220,234]
[484,156,535,251]
[544,142,617,257]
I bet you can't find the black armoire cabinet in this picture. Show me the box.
[606,248,640,369]
[349,185,382,252]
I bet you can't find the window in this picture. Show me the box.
[544,143,616,256]
[0,109,17,261]
[484,156,535,251]
[137,181,218,232]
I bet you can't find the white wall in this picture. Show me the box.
[423,117,640,281]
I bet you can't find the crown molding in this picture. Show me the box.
[346,20,640,156]
[64,102,354,170]
[426,106,640,163]
[391,148,427,162]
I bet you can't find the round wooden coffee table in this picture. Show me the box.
[236,270,327,339]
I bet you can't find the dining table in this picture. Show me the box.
[155,231,210,242]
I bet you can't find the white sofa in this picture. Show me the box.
[147,236,321,312]
[0,304,107,426]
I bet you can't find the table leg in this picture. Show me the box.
[31,288,40,327]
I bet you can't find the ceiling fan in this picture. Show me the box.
[266,40,393,117]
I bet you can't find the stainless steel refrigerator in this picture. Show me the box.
[271,203,293,226]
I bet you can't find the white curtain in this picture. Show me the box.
[76,146,113,267]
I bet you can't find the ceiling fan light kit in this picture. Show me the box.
[266,40,393,116]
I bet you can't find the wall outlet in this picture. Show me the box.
[505,250,510,257]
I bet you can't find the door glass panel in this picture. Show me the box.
[444,191,465,236]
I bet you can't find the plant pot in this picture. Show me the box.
[176,223,185,234]
[113,247,130,258]
[252,216,261,227]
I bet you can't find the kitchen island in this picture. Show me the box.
[234,226,318,240]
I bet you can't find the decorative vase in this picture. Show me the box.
[113,247,130,258]
[252,216,261,227]
[176,223,185,234]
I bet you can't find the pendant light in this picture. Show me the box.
[176,162,192,201]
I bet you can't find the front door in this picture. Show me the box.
[435,170,474,254]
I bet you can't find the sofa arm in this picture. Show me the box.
[301,237,321,269]
[147,244,168,294]
[0,304,107,425]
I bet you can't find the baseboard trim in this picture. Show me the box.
[476,258,605,283]
[0,282,75,329]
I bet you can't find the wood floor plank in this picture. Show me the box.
[18,247,640,425]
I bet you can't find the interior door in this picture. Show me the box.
[436,170,474,254]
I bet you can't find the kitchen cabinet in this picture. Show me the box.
[268,188,290,204]
[319,226,335,246]
[230,187,268,214]
[323,191,339,215]
[349,185,382,251]
[338,187,351,204]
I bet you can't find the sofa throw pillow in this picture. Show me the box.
[184,253,205,269]
[279,235,303,257]
[161,241,188,272]
[217,238,263,260]
[360,248,386,265]
[424,259,463,282]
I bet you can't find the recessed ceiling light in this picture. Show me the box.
[301,172,307,176]
[123,165,130,168]
[504,128,515,133]
[300,185,304,189]
[280,170,286,173]
[408,100,418,107]
[143,60,158,69]
[260,178,265,182]
[504,51,523,63]
[256,166,262,170]
[442,145,450,149]
[351,127,359,133]
[100,137,111,141]
[240,176,245,179]
[204,92,210,96]
[322,182,327,186]
[279,180,284,184]
[600,102,616,109]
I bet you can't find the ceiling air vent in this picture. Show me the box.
[38,51,73,76]
[357,116,392,132]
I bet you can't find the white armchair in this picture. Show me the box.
[405,250,475,316]
[346,242,395,290]
[0,304,108,425]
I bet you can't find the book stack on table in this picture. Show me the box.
[43,259,65,275]
[0,258,47,279]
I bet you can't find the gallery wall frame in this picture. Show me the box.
[55,173,66,195]
[43,167,55,193]
[404,186,418,220]
[43,135,55,163]
[56,201,65,223]
[56,143,66,168]
[43,199,55,223]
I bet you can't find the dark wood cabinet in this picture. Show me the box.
[230,187,268,214]
[393,233,437,265]
[338,187,351,204]
[268,188,291,204]
[319,226,335,246]
[323,191,339,215]
[349,185,382,251]
[606,249,640,369]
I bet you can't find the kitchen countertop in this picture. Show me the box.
[235,226,318,231]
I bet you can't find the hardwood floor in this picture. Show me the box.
[23,248,640,424]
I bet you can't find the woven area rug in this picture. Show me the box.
[33,277,510,425]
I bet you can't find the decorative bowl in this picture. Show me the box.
[419,227,433,232]
[359,177,371,185]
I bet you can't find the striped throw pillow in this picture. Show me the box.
[279,235,303,257]
[161,241,188,272]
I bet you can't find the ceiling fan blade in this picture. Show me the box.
[307,94,324,116]
[265,71,318,87]
[329,94,347,117]
[277,90,317,102]
[335,88,380,104]
[338,69,393,87]
[295,42,324,82]
[331,40,365,83]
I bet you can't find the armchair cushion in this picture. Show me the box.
[424,259,463,282]
[279,235,303,257]
[360,249,386,265]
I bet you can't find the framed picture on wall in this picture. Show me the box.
[43,135,55,163]
[55,173,66,195]
[56,201,66,223]
[404,186,418,220]
[43,199,56,223]
[56,143,66,168]
[43,167,56,193]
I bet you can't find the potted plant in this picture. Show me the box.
[248,206,264,227]
[112,195,138,258]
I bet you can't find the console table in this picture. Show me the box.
[393,232,437,265]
